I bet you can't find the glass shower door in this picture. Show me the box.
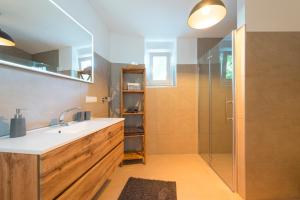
[209,34,234,189]
[198,33,235,190]
[198,52,210,162]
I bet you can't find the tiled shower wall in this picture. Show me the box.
[110,64,198,154]
[0,53,110,136]
[146,65,198,154]
[245,32,300,200]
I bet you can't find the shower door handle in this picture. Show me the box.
[225,97,233,121]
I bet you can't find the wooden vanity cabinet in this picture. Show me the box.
[0,121,124,200]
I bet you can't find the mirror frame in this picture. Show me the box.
[0,0,94,83]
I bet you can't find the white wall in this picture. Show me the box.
[109,32,198,65]
[109,33,145,64]
[237,0,246,28]
[54,0,110,60]
[246,0,300,31]
[52,1,198,64]
[177,38,197,65]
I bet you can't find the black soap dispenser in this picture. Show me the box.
[10,109,26,138]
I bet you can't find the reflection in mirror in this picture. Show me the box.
[0,0,93,82]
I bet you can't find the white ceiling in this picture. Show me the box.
[89,0,237,38]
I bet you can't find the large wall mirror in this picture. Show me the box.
[0,0,94,83]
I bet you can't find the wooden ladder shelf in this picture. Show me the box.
[120,65,146,164]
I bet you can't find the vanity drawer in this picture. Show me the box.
[39,121,124,200]
[57,142,124,200]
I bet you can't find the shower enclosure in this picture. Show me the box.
[198,33,235,190]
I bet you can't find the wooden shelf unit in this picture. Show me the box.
[120,66,146,164]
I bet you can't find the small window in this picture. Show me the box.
[145,40,176,87]
[78,57,92,81]
[149,52,172,85]
[79,58,92,70]
[152,55,167,80]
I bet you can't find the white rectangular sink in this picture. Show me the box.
[45,119,116,134]
[45,122,90,134]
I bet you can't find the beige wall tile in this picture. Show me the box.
[145,64,198,154]
[245,32,300,200]
[109,64,198,154]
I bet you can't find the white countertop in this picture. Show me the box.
[0,118,124,155]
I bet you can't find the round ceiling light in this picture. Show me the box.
[0,29,15,46]
[188,0,227,29]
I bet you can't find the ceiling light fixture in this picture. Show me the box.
[188,0,227,29]
[0,29,15,46]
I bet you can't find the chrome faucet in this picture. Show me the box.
[58,107,81,126]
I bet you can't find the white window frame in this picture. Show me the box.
[148,52,172,86]
[145,39,177,87]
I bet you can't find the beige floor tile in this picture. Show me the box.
[96,154,243,200]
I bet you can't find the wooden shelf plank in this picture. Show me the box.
[122,90,144,93]
[124,152,144,161]
[122,112,144,116]
[124,127,144,134]
[125,150,144,154]
[122,68,145,74]
[124,132,144,137]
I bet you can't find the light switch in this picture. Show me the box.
[86,96,97,103]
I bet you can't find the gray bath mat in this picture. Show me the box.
[118,177,177,200]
